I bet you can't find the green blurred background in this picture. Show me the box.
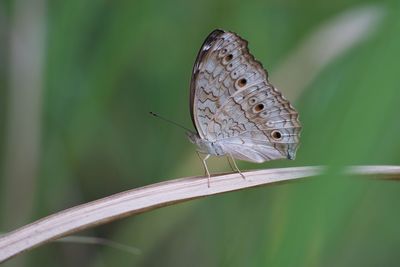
[1,0,400,266]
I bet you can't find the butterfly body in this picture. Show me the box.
[187,132,224,156]
[188,29,301,169]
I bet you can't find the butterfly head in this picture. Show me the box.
[186,131,225,156]
[186,131,199,145]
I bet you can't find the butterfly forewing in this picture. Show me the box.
[190,29,301,162]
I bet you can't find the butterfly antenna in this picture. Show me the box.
[149,112,194,133]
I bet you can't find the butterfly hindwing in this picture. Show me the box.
[190,29,301,162]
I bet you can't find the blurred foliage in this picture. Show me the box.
[1,0,400,266]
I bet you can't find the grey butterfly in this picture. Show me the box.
[186,29,301,183]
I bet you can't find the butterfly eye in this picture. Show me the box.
[254,103,264,112]
[271,130,282,140]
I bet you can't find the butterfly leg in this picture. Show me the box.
[196,151,211,187]
[226,156,236,172]
[229,153,245,180]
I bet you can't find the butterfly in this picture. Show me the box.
[186,29,301,184]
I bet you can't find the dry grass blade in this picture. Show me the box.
[0,165,399,263]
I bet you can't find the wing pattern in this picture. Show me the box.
[190,29,301,161]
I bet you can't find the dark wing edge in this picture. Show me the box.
[189,29,225,132]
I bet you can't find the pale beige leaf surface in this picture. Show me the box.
[1,165,399,263]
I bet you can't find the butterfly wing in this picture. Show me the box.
[190,29,225,129]
[190,30,301,162]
